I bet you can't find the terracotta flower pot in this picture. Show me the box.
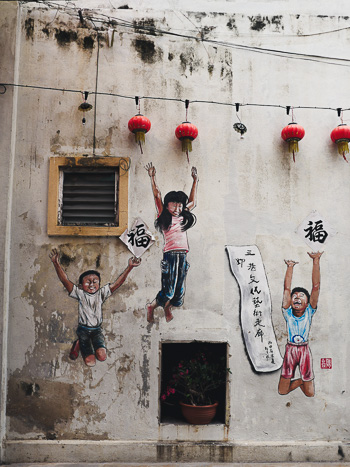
[179,401,218,425]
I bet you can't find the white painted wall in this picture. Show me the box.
[1,0,349,463]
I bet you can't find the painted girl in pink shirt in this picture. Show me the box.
[145,163,198,323]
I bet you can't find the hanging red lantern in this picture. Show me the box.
[128,114,151,154]
[281,122,305,162]
[175,121,198,162]
[330,124,350,162]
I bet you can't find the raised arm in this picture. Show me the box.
[145,162,163,216]
[308,251,323,309]
[282,260,298,309]
[186,167,199,211]
[109,257,141,294]
[49,248,74,294]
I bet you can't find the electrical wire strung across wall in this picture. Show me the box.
[18,0,350,68]
[0,82,349,114]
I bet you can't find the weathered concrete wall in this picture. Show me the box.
[1,0,349,463]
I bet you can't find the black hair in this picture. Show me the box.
[79,270,101,284]
[155,191,196,232]
[291,287,310,303]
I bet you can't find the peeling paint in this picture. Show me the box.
[7,377,75,434]
[137,335,151,408]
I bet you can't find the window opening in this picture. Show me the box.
[160,341,229,425]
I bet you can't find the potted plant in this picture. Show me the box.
[161,352,231,424]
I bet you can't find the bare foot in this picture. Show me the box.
[95,347,107,361]
[146,303,155,323]
[84,354,96,367]
[164,304,174,323]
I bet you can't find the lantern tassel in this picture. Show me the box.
[181,138,193,154]
[288,140,299,162]
[134,131,146,144]
[139,141,143,155]
[337,141,349,162]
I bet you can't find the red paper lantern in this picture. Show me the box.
[175,121,198,162]
[330,123,350,162]
[128,114,151,154]
[281,122,305,162]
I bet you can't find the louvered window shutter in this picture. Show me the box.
[61,169,118,226]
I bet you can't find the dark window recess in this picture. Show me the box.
[61,169,118,226]
[160,342,228,424]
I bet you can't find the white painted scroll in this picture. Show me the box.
[226,245,283,373]
[119,218,155,258]
[296,210,337,251]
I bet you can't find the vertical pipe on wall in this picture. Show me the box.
[93,33,100,156]
[0,3,22,463]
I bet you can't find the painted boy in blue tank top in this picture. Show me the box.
[278,251,323,397]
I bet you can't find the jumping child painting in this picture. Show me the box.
[278,251,323,397]
[50,248,141,367]
[145,163,198,323]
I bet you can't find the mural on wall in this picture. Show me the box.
[120,217,155,258]
[144,162,198,323]
[226,245,283,372]
[278,251,323,397]
[49,248,141,367]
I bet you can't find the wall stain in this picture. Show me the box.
[132,38,163,64]
[83,35,94,49]
[55,29,78,47]
[338,446,345,459]
[116,354,135,394]
[271,16,284,30]
[249,15,267,31]
[179,49,203,75]
[59,251,76,268]
[226,16,237,31]
[25,18,34,40]
[118,5,131,9]
[220,50,233,87]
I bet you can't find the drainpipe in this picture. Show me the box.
[0,2,22,463]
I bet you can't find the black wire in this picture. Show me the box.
[1,82,349,112]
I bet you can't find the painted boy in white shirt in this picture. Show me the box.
[50,248,141,367]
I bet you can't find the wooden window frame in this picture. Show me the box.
[48,156,128,236]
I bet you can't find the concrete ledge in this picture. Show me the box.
[3,440,349,464]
